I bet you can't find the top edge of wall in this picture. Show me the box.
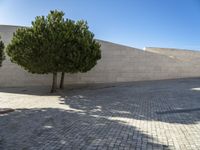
[145,47,200,53]
[0,24,143,51]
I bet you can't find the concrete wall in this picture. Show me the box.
[1,25,200,87]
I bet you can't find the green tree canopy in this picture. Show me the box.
[7,10,101,92]
[0,36,5,67]
[59,20,101,89]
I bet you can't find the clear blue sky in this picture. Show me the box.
[0,0,200,50]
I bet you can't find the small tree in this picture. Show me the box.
[59,20,101,89]
[7,10,67,92]
[7,10,101,92]
[0,36,5,67]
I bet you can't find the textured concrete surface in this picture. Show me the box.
[1,78,200,150]
[145,47,200,64]
[1,25,200,87]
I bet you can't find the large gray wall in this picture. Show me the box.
[1,25,200,87]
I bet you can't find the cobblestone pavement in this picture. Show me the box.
[1,78,200,150]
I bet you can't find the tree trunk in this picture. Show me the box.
[51,72,57,93]
[60,72,65,89]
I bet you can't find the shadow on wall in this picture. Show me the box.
[0,77,200,96]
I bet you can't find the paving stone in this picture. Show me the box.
[0,78,200,149]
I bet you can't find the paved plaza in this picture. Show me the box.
[1,78,200,150]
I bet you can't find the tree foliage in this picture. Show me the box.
[60,20,101,73]
[0,36,5,67]
[6,10,101,92]
[59,20,101,89]
[7,11,67,74]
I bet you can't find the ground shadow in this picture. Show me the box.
[1,78,200,149]
[0,77,200,96]
[0,108,168,150]
[58,77,200,125]
[156,107,200,114]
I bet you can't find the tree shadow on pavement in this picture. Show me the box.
[1,78,200,149]
[59,78,200,125]
[0,108,168,150]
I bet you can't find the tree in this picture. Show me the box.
[0,36,5,67]
[59,20,101,89]
[7,10,67,92]
[6,10,101,92]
